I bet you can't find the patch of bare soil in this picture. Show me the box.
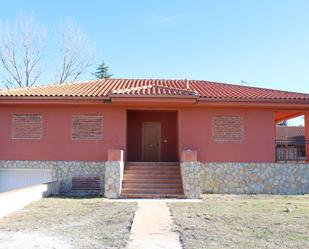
[169,194,309,249]
[0,197,137,249]
[0,231,72,249]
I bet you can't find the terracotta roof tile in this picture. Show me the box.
[111,84,198,96]
[0,79,309,102]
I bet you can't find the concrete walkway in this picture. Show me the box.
[127,201,183,249]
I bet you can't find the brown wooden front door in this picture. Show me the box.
[142,122,161,161]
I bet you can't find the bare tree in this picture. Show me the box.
[55,19,95,84]
[0,16,96,88]
[0,14,45,88]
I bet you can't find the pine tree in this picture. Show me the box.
[94,62,112,79]
[278,120,288,126]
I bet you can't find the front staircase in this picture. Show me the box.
[121,162,184,198]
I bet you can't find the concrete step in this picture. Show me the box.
[123,178,182,184]
[121,188,183,195]
[124,170,180,175]
[120,193,185,199]
[123,174,182,180]
[122,183,183,189]
[125,165,180,171]
[122,162,183,199]
[126,162,179,166]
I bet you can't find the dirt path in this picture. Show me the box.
[127,201,182,249]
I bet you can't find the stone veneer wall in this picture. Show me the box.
[0,161,105,193]
[104,161,124,198]
[201,163,309,194]
[180,161,202,199]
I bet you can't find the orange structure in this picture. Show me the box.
[1,79,309,197]
[0,79,308,163]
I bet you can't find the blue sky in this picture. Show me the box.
[0,0,309,94]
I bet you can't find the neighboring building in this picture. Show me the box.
[0,79,308,198]
[276,126,306,161]
[276,126,305,141]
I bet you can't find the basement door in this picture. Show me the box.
[142,122,161,162]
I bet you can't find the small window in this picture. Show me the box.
[72,114,103,140]
[212,116,244,142]
[11,114,43,139]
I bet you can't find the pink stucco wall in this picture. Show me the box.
[0,104,276,162]
[178,107,276,162]
[0,105,126,161]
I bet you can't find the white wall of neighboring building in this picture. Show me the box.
[0,169,52,193]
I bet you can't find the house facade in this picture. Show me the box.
[0,79,308,198]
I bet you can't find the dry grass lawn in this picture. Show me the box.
[169,195,309,249]
[0,197,137,249]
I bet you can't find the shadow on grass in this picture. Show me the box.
[50,191,104,199]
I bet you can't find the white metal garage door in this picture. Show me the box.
[0,169,53,193]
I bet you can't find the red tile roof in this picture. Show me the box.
[111,84,198,96]
[0,79,309,102]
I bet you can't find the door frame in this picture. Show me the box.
[141,122,161,161]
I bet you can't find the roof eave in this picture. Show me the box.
[199,97,309,104]
[197,97,309,110]
[0,96,111,105]
[0,96,109,100]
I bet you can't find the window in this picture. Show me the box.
[11,114,43,139]
[212,116,244,141]
[72,115,103,140]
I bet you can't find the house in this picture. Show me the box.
[276,126,306,162]
[0,79,308,198]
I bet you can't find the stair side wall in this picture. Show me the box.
[180,161,202,199]
[104,161,124,198]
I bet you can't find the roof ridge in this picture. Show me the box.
[153,84,198,95]
[202,80,309,96]
[111,84,153,94]
[111,83,198,95]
